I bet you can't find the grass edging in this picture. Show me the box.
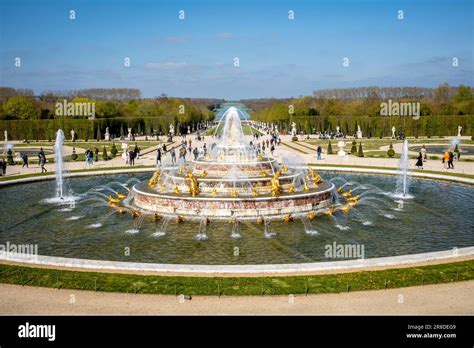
[0,260,472,296]
[309,164,474,180]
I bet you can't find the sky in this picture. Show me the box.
[0,0,473,99]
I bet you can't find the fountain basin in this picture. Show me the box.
[131,181,335,220]
[0,172,473,265]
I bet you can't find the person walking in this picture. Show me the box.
[448,149,454,169]
[415,151,423,169]
[134,144,140,160]
[420,145,427,162]
[21,153,29,168]
[94,147,99,162]
[171,148,176,165]
[38,148,47,173]
[0,158,6,176]
[270,144,275,156]
[87,149,94,166]
[193,147,199,160]
[317,145,322,160]
[128,150,135,166]
[442,150,449,169]
[156,148,162,166]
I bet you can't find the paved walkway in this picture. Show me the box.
[2,133,474,177]
[1,280,472,314]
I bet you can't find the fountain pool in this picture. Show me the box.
[0,172,472,265]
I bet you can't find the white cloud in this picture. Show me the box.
[215,32,234,40]
[144,62,189,70]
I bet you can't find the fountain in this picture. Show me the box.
[395,139,412,199]
[43,129,79,204]
[129,107,336,221]
[54,130,65,199]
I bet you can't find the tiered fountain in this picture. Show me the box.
[130,107,336,221]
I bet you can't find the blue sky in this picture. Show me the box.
[0,0,472,99]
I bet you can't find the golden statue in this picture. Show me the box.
[282,165,288,174]
[336,186,344,193]
[116,193,127,199]
[311,170,322,185]
[200,170,208,178]
[115,208,126,214]
[251,188,259,197]
[341,190,352,197]
[210,187,218,197]
[131,211,141,219]
[282,213,293,222]
[261,170,268,177]
[178,167,183,175]
[160,184,166,192]
[108,195,121,204]
[346,195,360,202]
[173,185,181,195]
[257,153,263,161]
[302,182,310,191]
[154,213,161,221]
[148,170,161,189]
[306,212,316,220]
[287,184,295,193]
[270,170,281,197]
[185,172,200,197]
[231,189,239,198]
[339,204,351,213]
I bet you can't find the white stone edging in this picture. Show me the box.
[1,247,472,275]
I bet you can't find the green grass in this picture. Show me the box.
[0,165,155,182]
[305,138,474,151]
[309,163,474,179]
[1,161,472,183]
[0,260,472,295]
[281,142,309,154]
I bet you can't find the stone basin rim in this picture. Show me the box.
[1,247,472,275]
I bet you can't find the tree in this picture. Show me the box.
[454,85,473,103]
[387,143,395,157]
[4,96,39,119]
[110,142,118,157]
[358,142,364,157]
[102,146,109,161]
[327,140,333,154]
[350,141,357,155]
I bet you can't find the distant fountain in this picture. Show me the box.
[54,130,65,198]
[395,139,412,199]
[43,129,79,204]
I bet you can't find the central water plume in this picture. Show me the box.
[55,129,65,198]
